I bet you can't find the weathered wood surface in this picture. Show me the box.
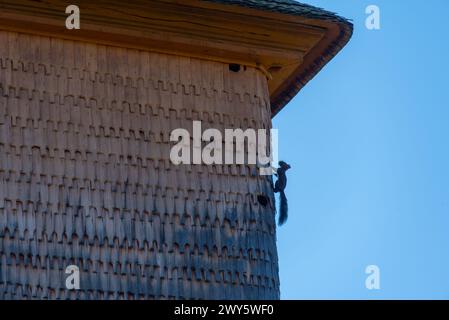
[0,30,279,300]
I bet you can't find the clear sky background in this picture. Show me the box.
[274,0,449,299]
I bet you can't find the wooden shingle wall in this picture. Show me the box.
[0,30,279,300]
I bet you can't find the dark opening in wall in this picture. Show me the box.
[257,194,269,207]
[229,64,241,72]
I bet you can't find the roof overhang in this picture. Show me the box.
[0,0,352,117]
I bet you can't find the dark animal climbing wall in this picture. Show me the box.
[0,30,279,299]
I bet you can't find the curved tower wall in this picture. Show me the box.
[0,30,279,299]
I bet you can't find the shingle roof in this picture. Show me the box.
[202,0,351,24]
[201,0,353,116]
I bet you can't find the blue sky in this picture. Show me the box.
[274,0,449,299]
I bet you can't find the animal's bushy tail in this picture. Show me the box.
[278,190,288,226]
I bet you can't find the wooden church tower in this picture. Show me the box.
[0,0,352,299]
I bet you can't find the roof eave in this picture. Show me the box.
[271,18,353,116]
[200,0,353,117]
